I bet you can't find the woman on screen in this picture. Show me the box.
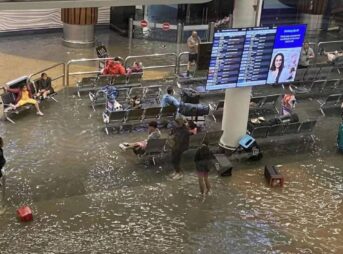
[268,53,287,84]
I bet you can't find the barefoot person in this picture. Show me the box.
[194,140,213,196]
[4,84,44,116]
[119,121,161,155]
[169,116,190,180]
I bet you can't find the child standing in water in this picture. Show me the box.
[194,140,213,197]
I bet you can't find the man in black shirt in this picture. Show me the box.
[170,117,190,180]
[35,73,54,99]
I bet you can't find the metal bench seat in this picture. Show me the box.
[317,94,342,116]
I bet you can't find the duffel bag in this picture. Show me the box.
[181,88,200,104]
[180,103,209,116]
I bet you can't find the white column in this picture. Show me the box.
[219,0,263,150]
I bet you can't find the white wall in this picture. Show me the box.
[0,7,110,32]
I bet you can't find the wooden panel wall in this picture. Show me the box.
[61,8,98,25]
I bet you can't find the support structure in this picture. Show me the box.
[61,7,98,48]
[220,0,263,150]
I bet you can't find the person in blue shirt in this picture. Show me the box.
[161,87,180,108]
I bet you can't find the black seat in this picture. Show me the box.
[115,88,129,103]
[142,139,167,165]
[129,87,145,98]
[283,122,301,135]
[316,66,333,80]
[125,108,144,123]
[189,132,207,148]
[144,86,161,103]
[298,120,316,133]
[143,107,161,121]
[103,110,126,135]
[294,68,307,82]
[204,130,223,146]
[303,67,320,81]
[160,105,177,119]
[250,96,265,107]
[251,126,270,138]
[262,94,280,113]
[317,94,342,116]
[267,124,285,137]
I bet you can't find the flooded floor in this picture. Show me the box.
[0,28,342,253]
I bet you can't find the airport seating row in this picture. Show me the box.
[294,65,333,83]
[292,78,343,95]
[250,120,317,140]
[76,73,143,97]
[210,94,281,122]
[139,130,223,165]
[89,85,162,111]
[103,105,178,135]
[0,80,57,124]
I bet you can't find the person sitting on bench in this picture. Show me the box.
[119,121,161,154]
[324,50,343,63]
[161,86,180,108]
[4,84,44,116]
[126,61,143,76]
[35,73,55,99]
[101,57,126,76]
[128,95,142,110]
[281,86,296,116]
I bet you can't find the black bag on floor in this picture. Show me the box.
[180,103,209,116]
[181,88,200,104]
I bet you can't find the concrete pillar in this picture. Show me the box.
[61,8,98,48]
[220,0,262,150]
[297,0,328,33]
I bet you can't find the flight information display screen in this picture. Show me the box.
[206,24,307,91]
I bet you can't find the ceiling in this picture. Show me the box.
[0,0,210,10]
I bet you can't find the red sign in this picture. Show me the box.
[140,20,148,28]
[162,22,170,31]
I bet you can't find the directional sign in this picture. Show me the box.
[162,22,170,31]
[140,20,148,28]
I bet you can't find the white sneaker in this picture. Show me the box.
[119,143,127,151]
[37,111,44,116]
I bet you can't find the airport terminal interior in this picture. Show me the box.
[0,0,343,253]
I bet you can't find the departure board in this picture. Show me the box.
[206,24,307,90]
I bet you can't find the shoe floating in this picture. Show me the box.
[119,143,128,151]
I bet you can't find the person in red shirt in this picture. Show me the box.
[102,57,126,76]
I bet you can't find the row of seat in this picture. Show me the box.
[292,78,343,95]
[103,105,178,135]
[89,85,163,111]
[210,94,281,122]
[137,130,223,165]
[250,120,317,139]
[76,73,143,97]
[1,81,57,124]
[294,65,333,83]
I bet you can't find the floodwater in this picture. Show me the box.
[0,88,342,253]
[0,28,342,253]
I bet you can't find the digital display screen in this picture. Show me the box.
[206,24,307,91]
